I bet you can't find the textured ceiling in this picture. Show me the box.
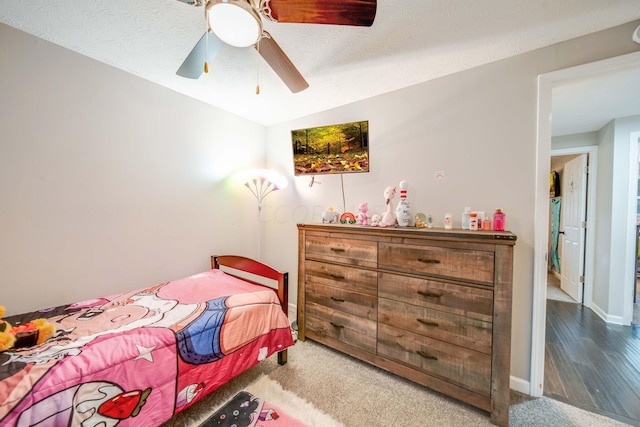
[1,0,639,126]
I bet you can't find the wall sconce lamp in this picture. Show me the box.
[238,168,288,212]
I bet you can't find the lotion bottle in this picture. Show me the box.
[469,212,479,230]
[444,213,453,229]
[493,209,506,231]
[461,207,471,229]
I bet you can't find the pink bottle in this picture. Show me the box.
[493,209,505,231]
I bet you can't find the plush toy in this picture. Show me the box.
[380,186,397,227]
[355,202,370,225]
[0,307,15,352]
[0,306,55,352]
[370,213,382,227]
[322,207,339,224]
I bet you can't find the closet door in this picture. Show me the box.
[560,153,587,303]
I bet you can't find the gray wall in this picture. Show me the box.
[0,24,268,315]
[264,20,640,388]
[604,116,640,318]
[552,132,599,149]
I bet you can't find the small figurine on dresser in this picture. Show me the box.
[322,207,339,224]
[395,180,411,227]
[355,202,370,225]
[414,213,427,228]
[370,213,382,226]
[380,186,397,227]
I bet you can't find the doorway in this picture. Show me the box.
[532,51,640,399]
[546,147,597,314]
[549,153,589,304]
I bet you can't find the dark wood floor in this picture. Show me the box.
[544,299,640,425]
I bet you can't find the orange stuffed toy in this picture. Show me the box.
[0,306,55,352]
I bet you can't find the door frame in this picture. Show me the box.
[629,132,640,313]
[532,50,640,398]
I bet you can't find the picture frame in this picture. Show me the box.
[291,120,369,176]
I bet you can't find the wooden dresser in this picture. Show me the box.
[297,223,516,426]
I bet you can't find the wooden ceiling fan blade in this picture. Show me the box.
[256,33,309,93]
[264,0,376,26]
[176,32,223,79]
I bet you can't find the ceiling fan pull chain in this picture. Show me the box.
[204,33,210,73]
[203,5,209,73]
[256,39,261,94]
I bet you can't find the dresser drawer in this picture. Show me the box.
[306,281,377,321]
[378,298,492,354]
[379,242,494,285]
[305,260,377,296]
[306,302,376,353]
[305,234,377,268]
[378,272,493,322]
[378,323,491,396]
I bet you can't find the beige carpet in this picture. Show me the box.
[163,339,632,427]
[547,272,577,303]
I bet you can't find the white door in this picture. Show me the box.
[560,154,588,303]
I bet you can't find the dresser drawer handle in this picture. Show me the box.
[417,351,438,361]
[417,258,440,264]
[330,247,346,253]
[329,274,345,280]
[330,322,344,329]
[417,318,439,327]
[417,290,442,299]
[331,296,345,302]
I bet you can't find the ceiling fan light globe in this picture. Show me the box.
[208,2,262,48]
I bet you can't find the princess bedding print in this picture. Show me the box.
[0,269,294,426]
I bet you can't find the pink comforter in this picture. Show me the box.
[0,269,294,426]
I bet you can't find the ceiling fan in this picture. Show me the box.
[176,0,377,93]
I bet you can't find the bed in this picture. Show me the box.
[0,255,294,427]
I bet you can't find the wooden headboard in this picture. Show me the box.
[211,255,289,314]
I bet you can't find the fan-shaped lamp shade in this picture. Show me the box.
[237,169,287,212]
[207,1,263,48]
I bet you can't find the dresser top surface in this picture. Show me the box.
[297,223,517,245]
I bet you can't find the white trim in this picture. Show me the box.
[533,50,640,398]
[591,302,625,325]
[531,74,552,397]
[624,131,640,325]
[288,302,297,320]
[510,376,530,395]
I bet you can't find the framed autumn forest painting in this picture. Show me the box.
[291,120,369,176]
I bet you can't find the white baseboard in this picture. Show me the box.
[591,302,624,325]
[288,303,297,322]
[510,376,530,395]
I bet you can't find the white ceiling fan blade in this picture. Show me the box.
[176,32,223,79]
